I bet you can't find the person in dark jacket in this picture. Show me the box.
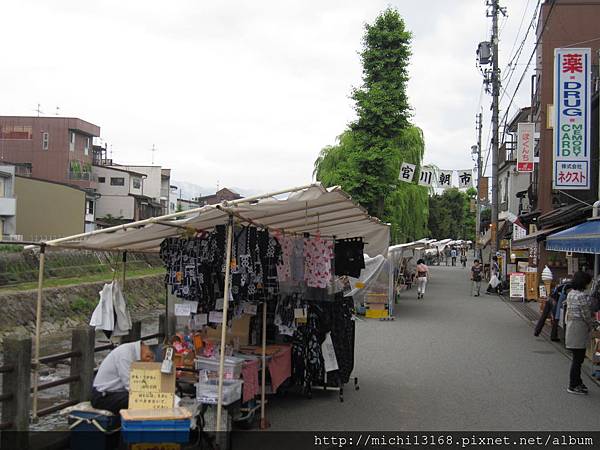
[534,282,571,341]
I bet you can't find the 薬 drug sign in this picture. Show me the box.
[553,48,591,190]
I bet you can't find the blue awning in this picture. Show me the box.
[546,219,600,254]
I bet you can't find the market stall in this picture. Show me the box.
[29,183,390,440]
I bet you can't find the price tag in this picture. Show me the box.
[174,303,192,316]
[294,308,307,319]
[209,311,224,324]
[243,302,258,316]
[185,301,198,313]
[194,313,208,328]
[215,297,224,311]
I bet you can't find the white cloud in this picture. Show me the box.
[1,0,538,192]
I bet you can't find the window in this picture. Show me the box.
[110,177,125,186]
[0,125,32,140]
[0,178,5,198]
[42,132,49,150]
[69,131,75,151]
[98,177,106,183]
[132,177,141,189]
[86,200,94,215]
[84,137,90,155]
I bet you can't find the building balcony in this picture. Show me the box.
[68,171,97,182]
[0,197,16,216]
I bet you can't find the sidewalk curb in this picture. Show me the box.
[498,294,600,388]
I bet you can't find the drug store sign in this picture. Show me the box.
[553,48,591,190]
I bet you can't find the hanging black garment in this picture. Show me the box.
[334,238,365,277]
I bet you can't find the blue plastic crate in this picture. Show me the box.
[68,410,120,450]
[121,418,190,443]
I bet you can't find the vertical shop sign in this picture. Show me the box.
[517,122,535,172]
[553,48,591,190]
[509,272,525,299]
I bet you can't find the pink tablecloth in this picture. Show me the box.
[267,345,292,391]
[241,359,260,402]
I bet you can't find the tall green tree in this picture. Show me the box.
[427,188,476,241]
[313,8,429,243]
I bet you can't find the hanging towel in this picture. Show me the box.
[90,281,132,336]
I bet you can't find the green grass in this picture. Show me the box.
[0,267,164,292]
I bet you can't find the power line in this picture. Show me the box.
[498,1,557,131]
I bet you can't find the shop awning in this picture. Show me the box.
[511,225,565,249]
[546,219,600,254]
[36,183,391,257]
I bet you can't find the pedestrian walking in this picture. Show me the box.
[564,271,594,395]
[451,248,457,266]
[460,248,467,268]
[416,259,429,300]
[486,256,500,294]
[471,259,483,296]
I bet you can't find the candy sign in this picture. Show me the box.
[517,122,535,172]
[553,48,591,190]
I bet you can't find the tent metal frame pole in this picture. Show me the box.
[260,300,269,429]
[122,251,127,289]
[216,216,234,433]
[33,183,319,250]
[31,244,46,421]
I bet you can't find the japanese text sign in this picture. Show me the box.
[457,169,473,189]
[553,48,591,190]
[129,362,175,410]
[418,167,434,187]
[438,170,453,189]
[509,273,525,299]
[399,162,416,183]
[517,122,535,172]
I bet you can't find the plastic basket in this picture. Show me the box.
[196,379,243,405]
[121,418,190,443]
[194,356,243,379]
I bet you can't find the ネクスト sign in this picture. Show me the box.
[517,122,535,172]
[553,48,591,190]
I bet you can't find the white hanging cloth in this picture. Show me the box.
[90,280,132,336]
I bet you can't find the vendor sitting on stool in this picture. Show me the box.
[91,341,155,414]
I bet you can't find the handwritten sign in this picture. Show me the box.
[215,297,224,311]
[130,368,161,392]
[129,391,174,410]
[128,362,175,410]
[193,313,208,328]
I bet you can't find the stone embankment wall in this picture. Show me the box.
[0,274,165,338]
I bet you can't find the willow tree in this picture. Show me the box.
[313,8,429,243]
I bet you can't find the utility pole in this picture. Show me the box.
[474,113,483,258]
[487,0,505,253]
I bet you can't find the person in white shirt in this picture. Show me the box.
[91,341,155,414]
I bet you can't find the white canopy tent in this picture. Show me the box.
[28,183,390,430]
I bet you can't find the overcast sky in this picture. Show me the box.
[1,0,539,195]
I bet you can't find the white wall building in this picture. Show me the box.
[0,164,18,238]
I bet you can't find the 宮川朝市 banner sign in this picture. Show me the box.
[553,48,591,190]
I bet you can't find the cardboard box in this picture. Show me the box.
[201,314,251,346]
[129,362,175,410]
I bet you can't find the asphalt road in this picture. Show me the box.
[266,262,600,431]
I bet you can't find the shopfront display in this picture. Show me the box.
[35,184,390,438]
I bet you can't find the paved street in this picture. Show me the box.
[268,262,600,430]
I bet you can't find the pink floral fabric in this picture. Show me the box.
[303,237,334,288]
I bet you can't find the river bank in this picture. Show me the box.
[0,273,165,340]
